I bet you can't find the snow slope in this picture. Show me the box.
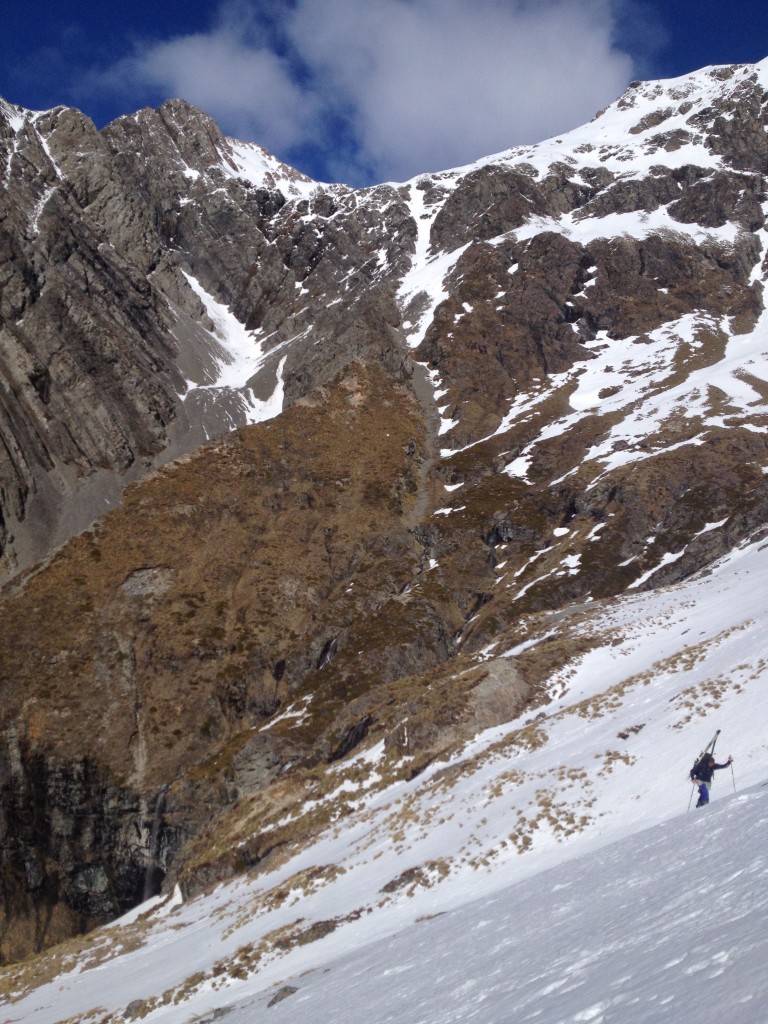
[218,783,768,1024]
[5,531,766,1024]
[178,272,288,430]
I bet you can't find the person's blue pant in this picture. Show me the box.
[696,783,710,807]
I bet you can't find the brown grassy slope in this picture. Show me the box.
[0,362,439,788]
[0,355,555,960]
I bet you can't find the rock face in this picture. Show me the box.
[0,98,412,579]
[2,58,768,961]
[0,736,179,959]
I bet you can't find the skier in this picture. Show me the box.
[690,752,733,807]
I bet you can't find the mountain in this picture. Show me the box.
[1,55,768,972]
[3,531,767,1022]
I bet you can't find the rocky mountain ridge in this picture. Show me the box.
[1,57,768,962]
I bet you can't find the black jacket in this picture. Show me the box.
[691,756,729,783]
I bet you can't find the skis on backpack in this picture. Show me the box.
[687,728,720,781]
[700,729,720,761]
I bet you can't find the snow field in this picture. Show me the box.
[7,532,767,1024]
[247,783,768,1024]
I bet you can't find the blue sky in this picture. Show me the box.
[2,1,767,185]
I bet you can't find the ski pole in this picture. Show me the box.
[687,784,696,812]
[731,762,736,793]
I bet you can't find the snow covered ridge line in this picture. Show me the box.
[0,98,65,130]
[0,98,26,133]
[224,139,322,199]
[413,56,768,187]
[6,533,767,1024]
[0,98,74,137]
[393,59,768,468]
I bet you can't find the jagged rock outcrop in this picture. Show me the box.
[2,57,768,962]
[0,98,413,579]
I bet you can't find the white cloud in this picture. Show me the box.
[92,0,636,184]
[289,0,635,181]
[94,10,318,152]
[137,37,313,150]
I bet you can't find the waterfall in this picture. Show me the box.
[142,785,168,902]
